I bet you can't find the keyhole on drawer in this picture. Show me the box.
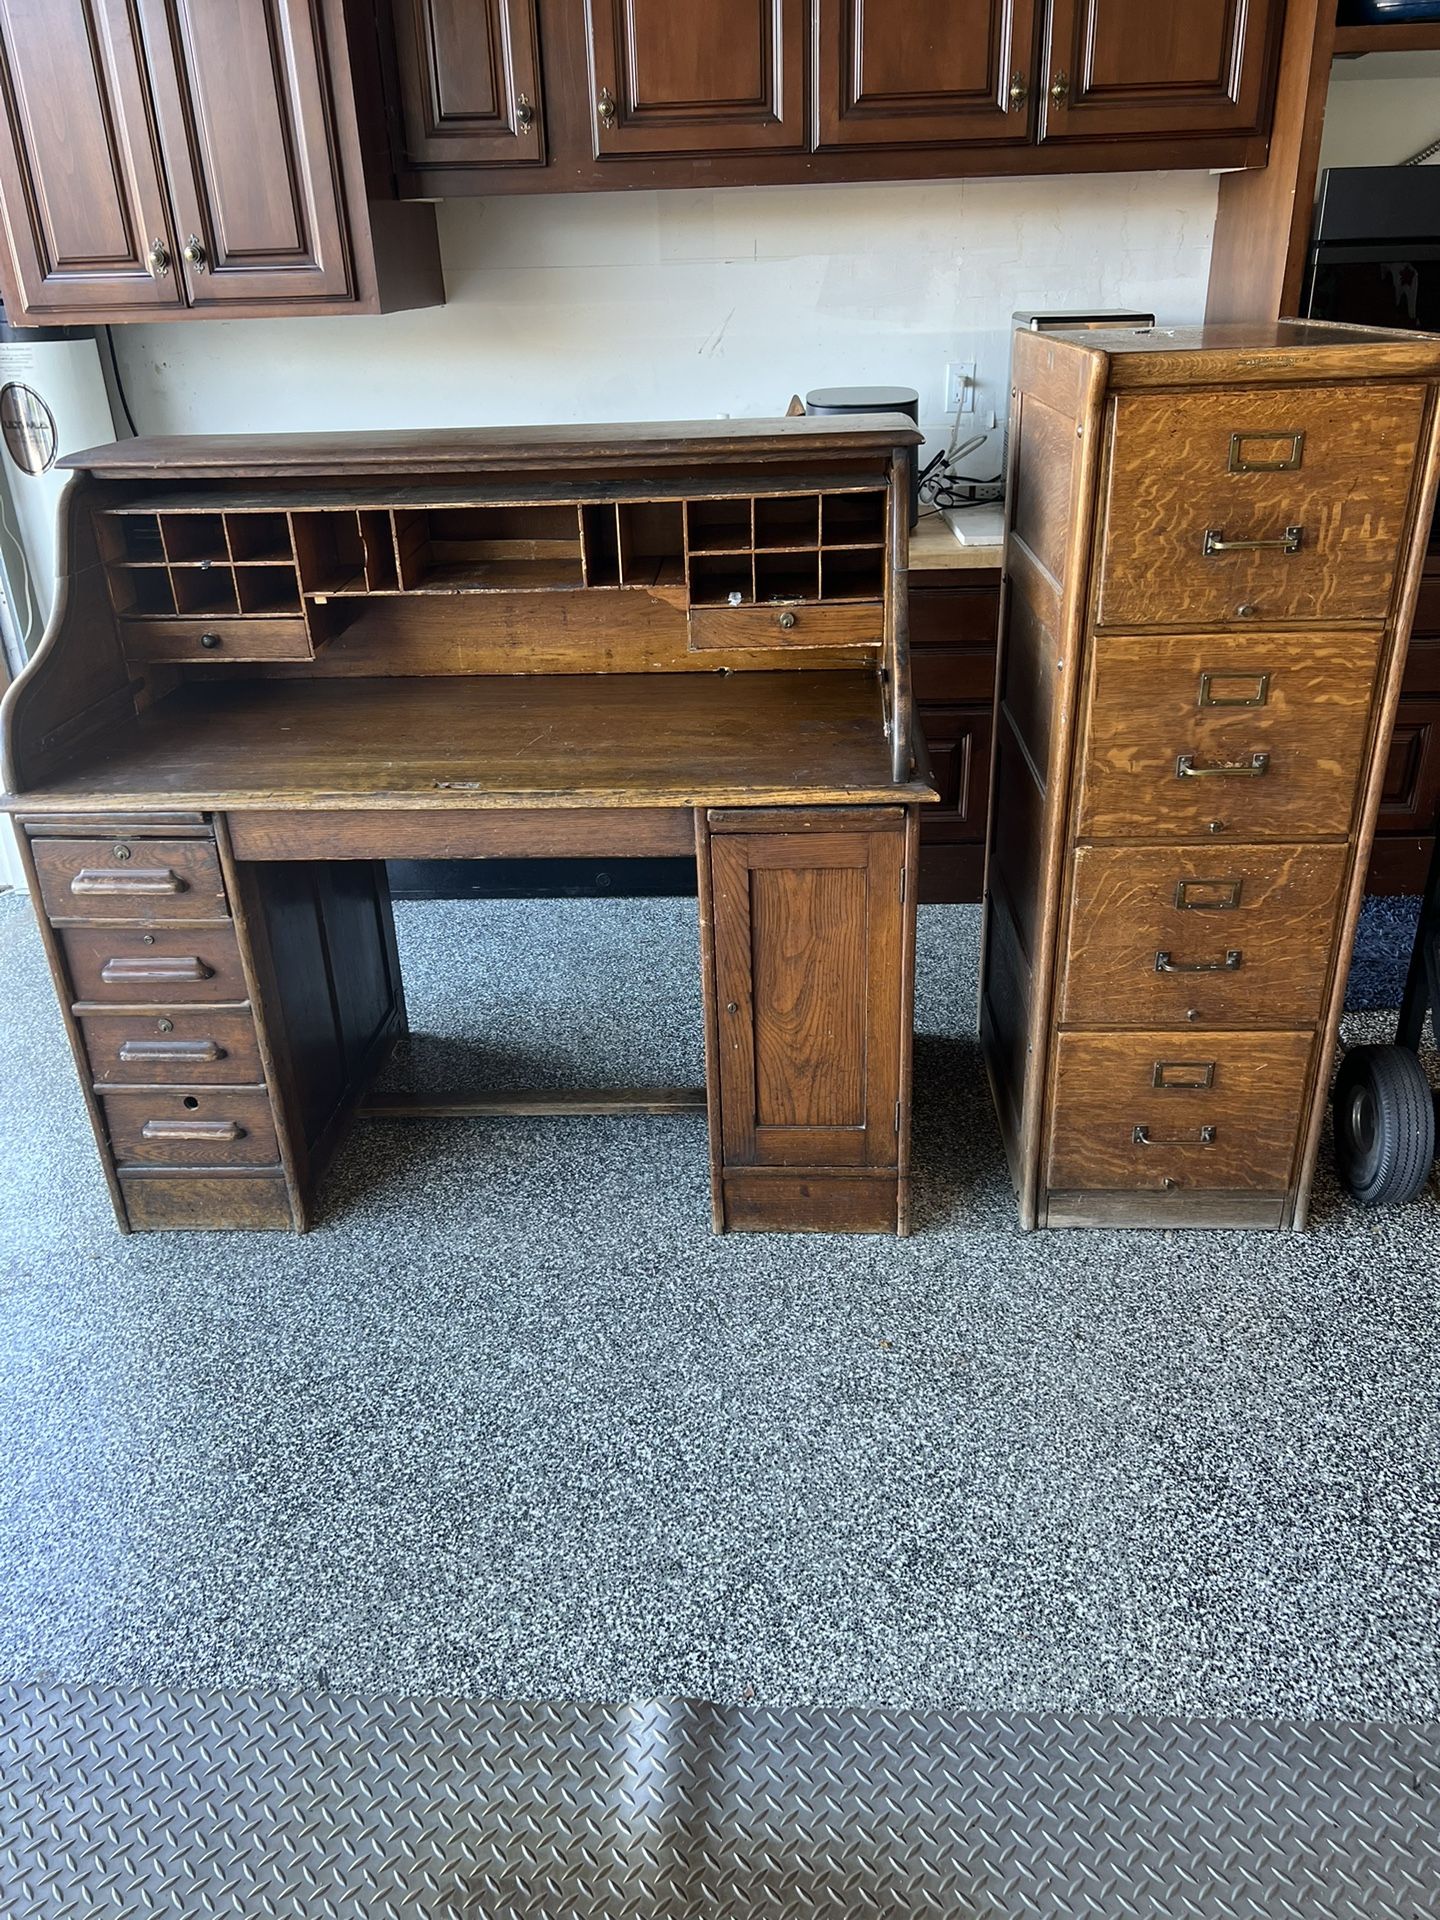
[157,1018,173,1033]
[141,933,156,946]
[113,844,131,861]
[183,1096,199,1110]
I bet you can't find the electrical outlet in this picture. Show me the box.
[945,360,976,414]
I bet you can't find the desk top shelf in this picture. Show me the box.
[19,672,931,813]
[3,416,927,806]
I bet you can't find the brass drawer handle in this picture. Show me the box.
[597,86,617,129]
[1049,69,1069,105]
[100,954,214,984]
[71,867,186,896]
[118,1038,224,1064]
[1203,524,1302,556]
[1176,751,1269,780]
[1155,949,1242,974]
[1133,1125,1216,1147]
[140,1118,244,1143]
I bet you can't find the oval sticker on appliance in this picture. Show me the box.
[0,382,57,475]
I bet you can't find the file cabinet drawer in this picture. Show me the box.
[1076,629,1381,841]
[1046,1029,1314,1195]
[1097,384,1426,628]
[101,1088,279,1168]
[1060,843,1348,1028]
[32,835,227,923]
[79,1008,262,1087]
[60,926,250,1005]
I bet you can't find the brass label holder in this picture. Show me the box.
[1175,878,1243,911]
[1199,670,1270,709]
[1152,1061,1216,1091]
[1228,430,1305,473]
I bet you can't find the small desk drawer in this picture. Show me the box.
[1060,843,1348,1028]
[120,617,313,663]
[688,603,882,652]
[61,925,250,1005]
[32,835,227,923]
[1076,628,1381,841]
[79,1008,262,1086]
[101,1087,279,1168]
[1097,384,1426,629]
[1046,1028,1314,1195]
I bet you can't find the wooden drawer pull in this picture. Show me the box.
[140,1118,245,1143]
[1202,524,1302,556]
[1154,948,1242,974]
[71,867,186,896]
[1176,751,1269,780]
[1133,1124,1216,1147]
[118,1038,225,1064]
[100,954,214,984]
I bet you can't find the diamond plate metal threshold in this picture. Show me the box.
[3,1686,1439,1918]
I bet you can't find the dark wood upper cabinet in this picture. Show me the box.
[584,0,805,157]
[393,0,545,170]
[1037,0,1282,145]
[136,0,354,309]
[815,0,1036,149]
[0,0,440,324]
[0,0,184,319]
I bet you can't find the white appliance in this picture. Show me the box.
[0,326,121,889]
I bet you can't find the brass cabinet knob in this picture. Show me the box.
[597,86,617,129]
[1007,72,1028,110]
[1050,70,1070,106]
[182,234,208,272]
[147,238,171,279]
[778,610,797,629]
[516,93,535,132]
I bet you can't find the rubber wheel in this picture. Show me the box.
[1333,1044,1436,1206]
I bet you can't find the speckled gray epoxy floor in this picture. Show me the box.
[2,889,1439,1718]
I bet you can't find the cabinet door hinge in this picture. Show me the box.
[899,866,907,904]
[894,1100,901,1134]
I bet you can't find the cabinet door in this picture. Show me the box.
[1038,0,1280,144]
[585,0,804,157]
[709,814,905,1174]
[135,0,353,309]
[394,0,544,169]
[815,0,1035,149]
[0,0,183,319]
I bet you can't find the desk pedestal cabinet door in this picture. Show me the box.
[980,321,1440,1233]
[704,808,914,1233]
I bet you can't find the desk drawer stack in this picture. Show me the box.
[982,322,1440,1231]
[16,814,299,1230]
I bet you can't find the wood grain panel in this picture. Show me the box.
[32,834,228,923]
[60,923,249,1004]
[708,816,904,1178]
[0,0,183,316]
[1010,390,1077,587]
[584,0,805,157]
[1076,628,1381,841]
[100,1084,280,1167]
[136,0,354,307]
[394,0,544,168]
[1045,1027,1313,1194]
[1097,385,1426,628]
[1039,0,1282,144]
[119,1169,294,1230]
[227,805,693,860]
[79,1006,262,1086]
[815,0,1034,149]
[1060,842,1347,1028]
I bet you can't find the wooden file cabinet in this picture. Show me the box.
[981,321,1440,1231]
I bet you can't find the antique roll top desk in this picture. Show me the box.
[1,418,933,1236]
[982,321,1440,1231]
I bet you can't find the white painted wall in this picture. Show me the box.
[1320,51,1440,170]
[110,170,1219,468]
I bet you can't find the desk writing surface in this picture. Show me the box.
[21,672,933,814]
